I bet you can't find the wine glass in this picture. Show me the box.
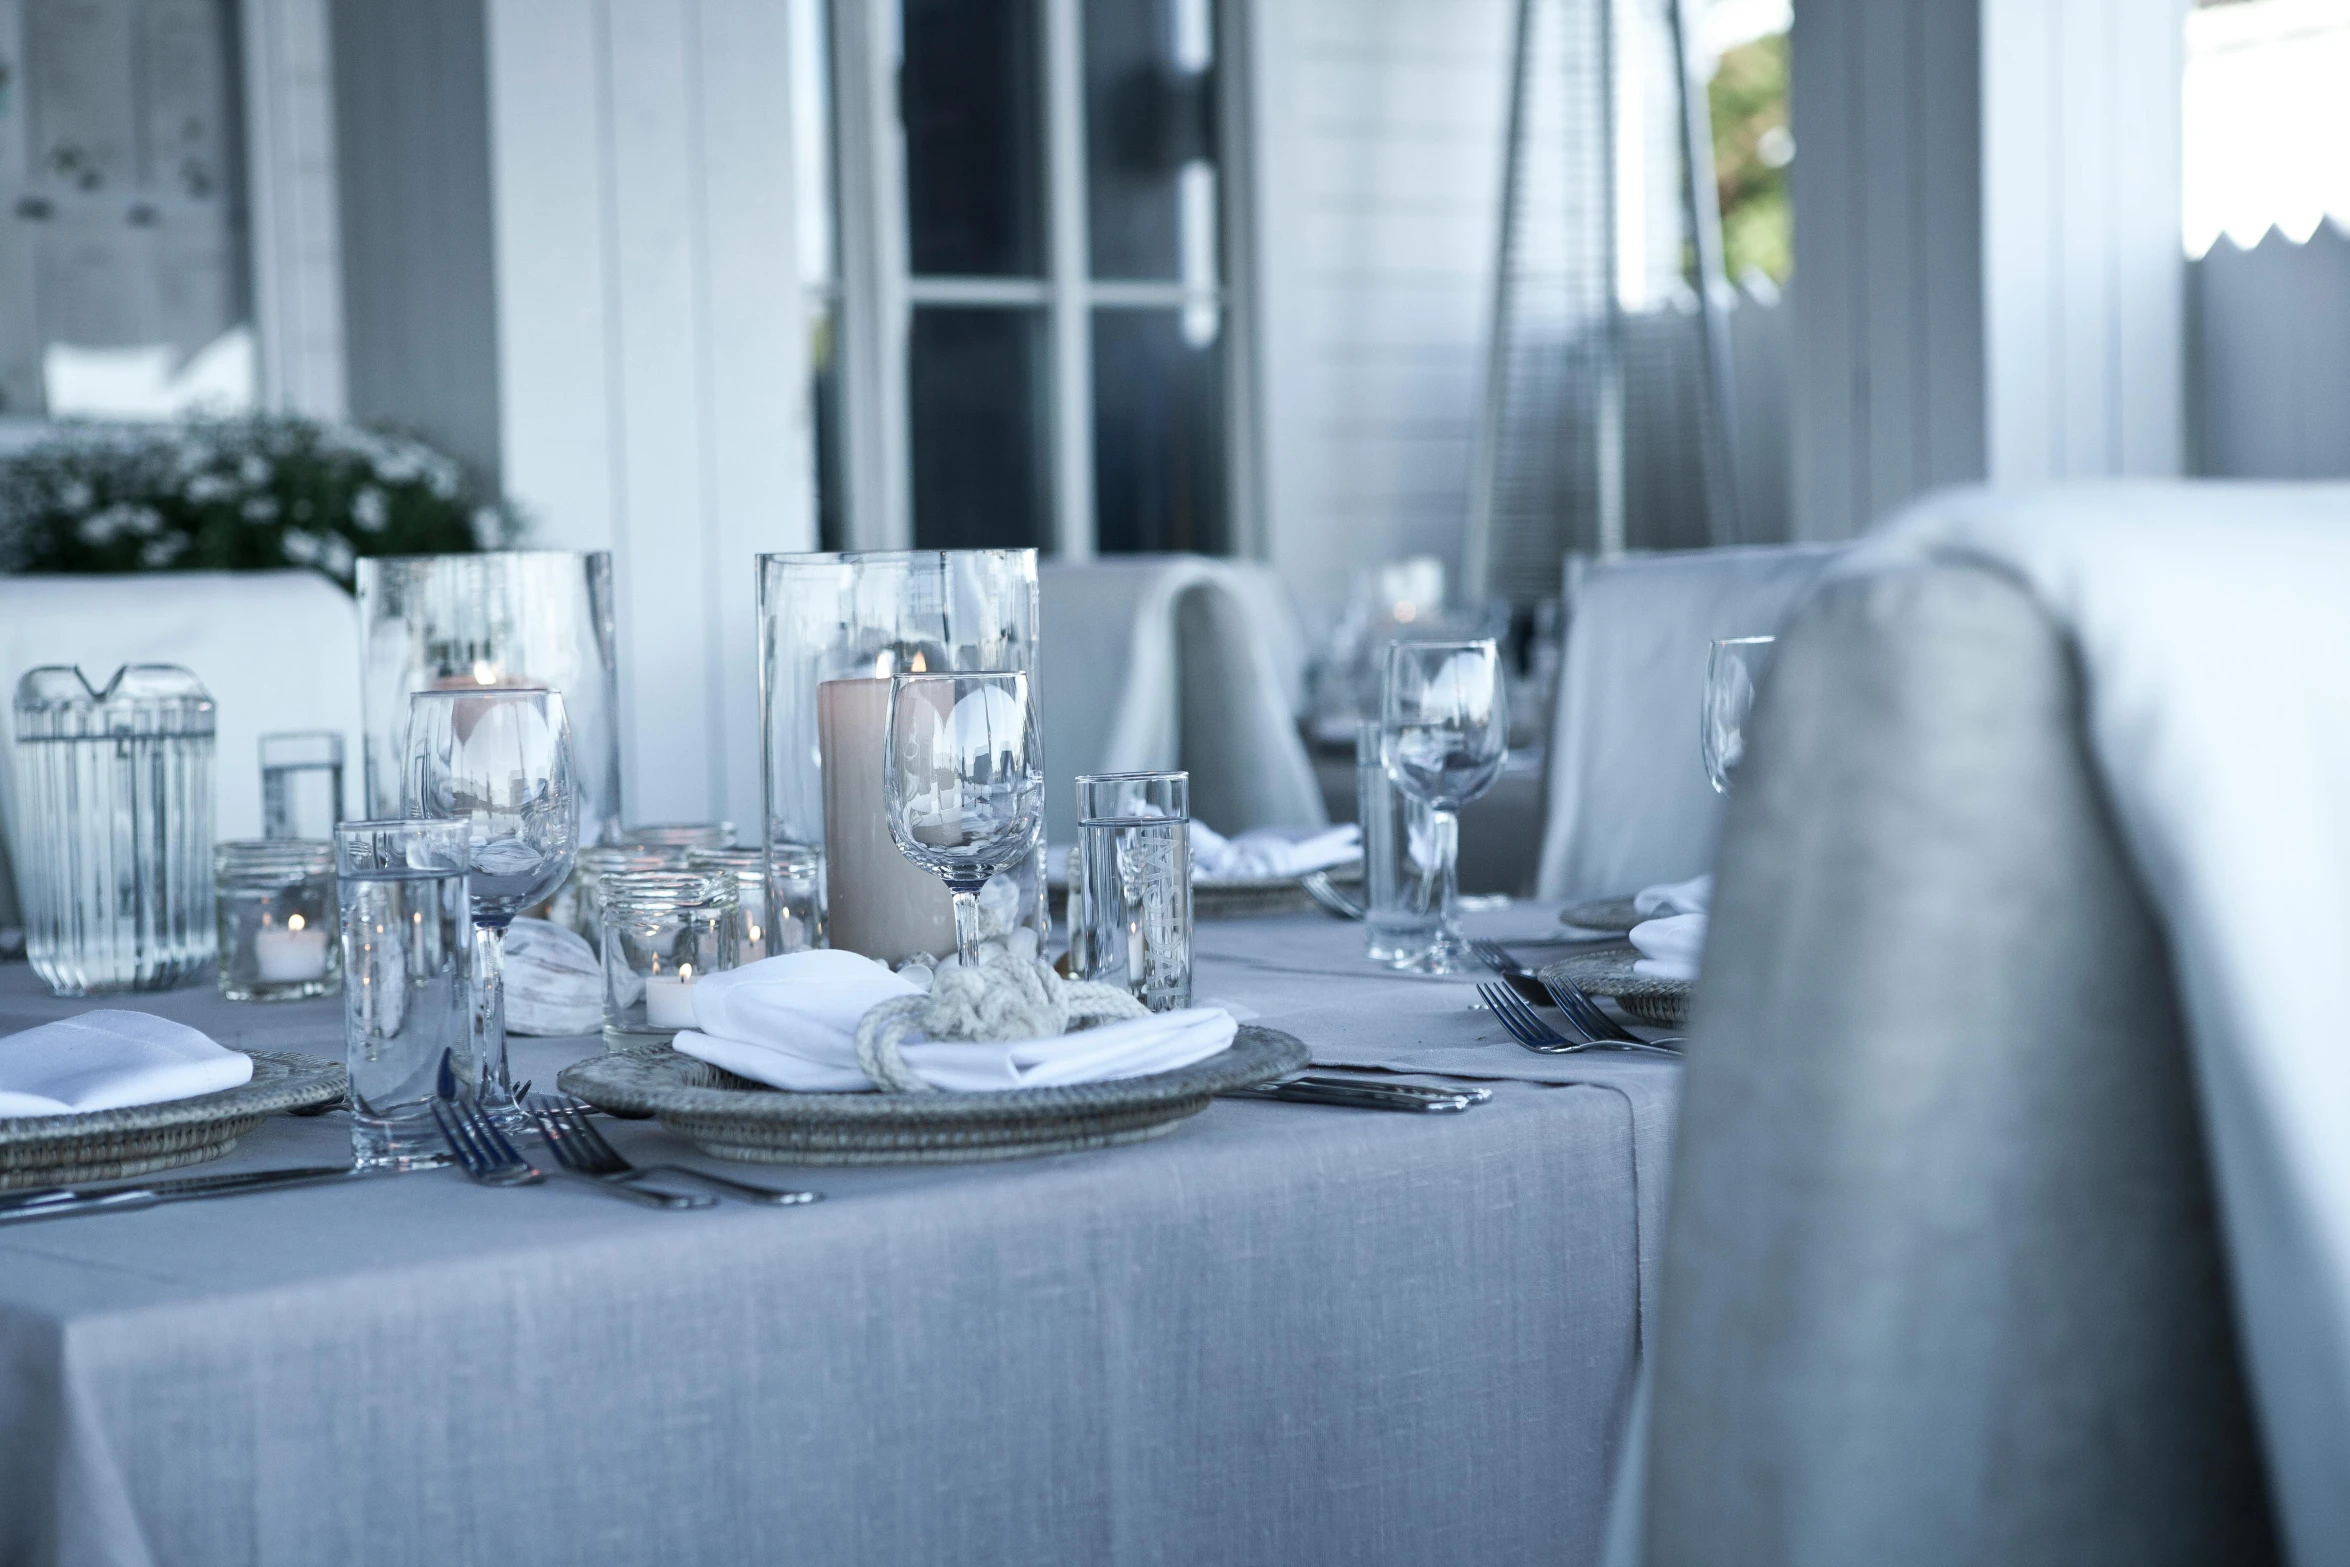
[403,688,579,1121]
[1702,636,1775,795]
[1380,640,1508,974]
[884,672,1044,970]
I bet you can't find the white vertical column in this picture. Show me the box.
[1042,0,1097,560]
[485,0,813,831]
[829,0,912,551]
[1791,0,2185,540]
[240,0,346,417]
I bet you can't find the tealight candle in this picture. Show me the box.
[644,963,699,1030]
[255,912,331,982]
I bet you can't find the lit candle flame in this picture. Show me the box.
[747,923,762,943]
[910,650,927,672]
[287,913,306,932]
[471,660,499,685]
[679,962,694,983]
[874,652,890,678]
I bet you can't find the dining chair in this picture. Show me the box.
[1631,560,2276,1564]
[1534,542,1841,904]
[0,570,364,925]
[1037,555,1325,844]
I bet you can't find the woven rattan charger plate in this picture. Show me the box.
[1539,945,1691,1029]
[1557,896,1643,935]
[0,1050,348,1190]
[558,1024,1310,1166]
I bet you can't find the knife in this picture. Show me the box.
[0,1164,360,1224]
[1220,1076,1491,1113]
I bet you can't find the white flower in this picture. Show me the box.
[423,455,460,500]
[470,506,503,549]
[351,487,389,531]
[75,503,163,545]
[372,451,422,484]
[185,474,233,504]
[139,536,187,568]
[280,529,323,565]
[241,495,280,523]
[58,479,93,512]
[322,535,356,578]
[239,454,271,487]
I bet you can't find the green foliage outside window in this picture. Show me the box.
[1710,31,1792,286]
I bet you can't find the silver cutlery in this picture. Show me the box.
[528,1094,821,1206]
[526,1101,714,1209]
[0,1163,360,1224]
[1537,972,1684,1050]
[1477,981,1680,1057]
[432,1096,545,1187]
[1221,1075,1489,1113]
[1300,872,1365,921]
[1466,936,1556,1007]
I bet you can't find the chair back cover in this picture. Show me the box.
[0,571,362,924]
[1536,543,1839,902]
[1639,562,2275,1564]
[1038,556,1324,843]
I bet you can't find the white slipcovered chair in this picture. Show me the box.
[1037,555,1324,844]
[0,571,364,924]
[1536,544,1842,903]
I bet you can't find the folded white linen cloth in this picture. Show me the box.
[503,917,605,1037]
[1857,481,2350,1565]
[0,1011,253,1118]
[1632,873,1714,918]
[1628,913,1706,981]
[1188,822,1360,880]
[671,949,1237,1093]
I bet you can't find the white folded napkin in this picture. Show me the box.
[0,1011,254,1118]
[1628,912,1706,982]
[503,916,604,1037]
[1188,822,1361,880]
[672,949,1238,1093]
[1632,873,1714,918]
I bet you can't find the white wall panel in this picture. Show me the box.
[1249,0,1518,611]
[241,0,346,417]
[484,0,813,832]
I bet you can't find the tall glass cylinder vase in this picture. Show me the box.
[356,552,623,847]
[10,665,216,995]
[758,550,1047,964]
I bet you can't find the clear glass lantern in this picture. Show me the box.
[215,841,340,1002]
[356,552,624,847]
[559,844,679,943]
[10,664,216,995]
[686,844,780,962]
[600,870,739,1050]
[757,550,1047,964]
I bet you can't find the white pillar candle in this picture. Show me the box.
[818,677,956,963]
[645,964,699,1030]
[255,914,330,983]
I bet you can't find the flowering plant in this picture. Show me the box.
[0,416,521,588]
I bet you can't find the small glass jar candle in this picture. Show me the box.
[559,844,680,943]
[215,840,340,1002]
[620,822,735,854]
[686,845,795,961]
[600,870,739,1049]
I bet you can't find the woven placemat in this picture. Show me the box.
[1557,896,1643,935]
[0,1050,348,1189]
[1540,945,1691,1028]
[558,1024,1309,1166]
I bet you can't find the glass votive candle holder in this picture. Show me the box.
[562,844,680,943]
[600,870,739,1050]
[620,821,736,854]
[214,840,340,1002]
[686,845,794,961]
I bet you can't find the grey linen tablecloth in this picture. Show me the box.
[0,907,1677,1567]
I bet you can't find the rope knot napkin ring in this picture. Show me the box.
[853,947,1147,1093]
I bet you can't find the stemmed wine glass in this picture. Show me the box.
[403,688,579,1121]
[1702,636,1775,794]
[1380,639,1508,975]
[884,672,1044,970]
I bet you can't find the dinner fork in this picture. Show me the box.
[1539,972,1683,1050]
[1300,871,1364,921]
[1466,936,1555,1007]
[527,1095,822,1206]
[525,1102,714,1209]
[431,1096,545,1187]
[1477,982,1680,1058]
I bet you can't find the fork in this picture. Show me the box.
[1477,981,1681,1057]
[1467,936,1562,1008]
[431,1096,546,1187]
[527,1095,822,1206]
[1539,972,1684,1051]
[1300,872,1365,921]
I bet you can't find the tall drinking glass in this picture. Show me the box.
[402,689,579,1121]
[883,672,1044,970]
[1703,636,1774,794]
[337,819,471,1171]
[260,731,345,839]
[1380,640,1508,975]
[1069,772,1192,1011]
